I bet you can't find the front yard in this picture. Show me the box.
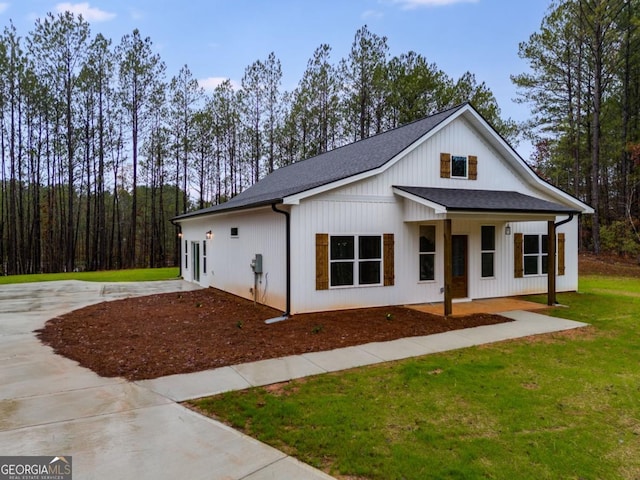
[190,268,640,479]
[36,289,506,380]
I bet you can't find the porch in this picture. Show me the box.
[407,297,552,318]
[393,186,580,316]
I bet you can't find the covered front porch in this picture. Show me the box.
[407,296,552,317]
[393,186,580,316]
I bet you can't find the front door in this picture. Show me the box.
[452,235,467,298]
[192,242,200,282]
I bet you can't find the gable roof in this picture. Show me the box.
[174,103,467,220]
[175,102,592,221]
[393,186,580,214]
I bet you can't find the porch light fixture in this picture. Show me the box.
[505,224,512,236]
[178,232,183,238]
[206,230,213,240]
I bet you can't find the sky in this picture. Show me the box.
[0,0,552,158]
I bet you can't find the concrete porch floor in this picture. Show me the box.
[407,297,551,317]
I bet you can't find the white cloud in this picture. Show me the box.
[128,7,143,20]
[391,0,478,9]
[55,2,116,21]
[362,9,384,19]
[198,77,240,93]
[0,3,10,14]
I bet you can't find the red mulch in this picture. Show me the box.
[35,289,508,381]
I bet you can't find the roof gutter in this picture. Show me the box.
[172,198,285,222]
[265,203,291,324]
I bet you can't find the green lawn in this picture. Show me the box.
[0,267,180,284]
[192,274,640,479]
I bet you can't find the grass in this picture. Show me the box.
[191,274,640,479]
[0,267,180,284]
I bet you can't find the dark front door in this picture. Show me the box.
[452,235,468,298]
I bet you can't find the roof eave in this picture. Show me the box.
[172,198,284,222]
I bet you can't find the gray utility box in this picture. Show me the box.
[251,254,263,274]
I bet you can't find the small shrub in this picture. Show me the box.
[236,320,243,329]
[311,324,324,334]
[386,313,394,321]
[600,220,640,257]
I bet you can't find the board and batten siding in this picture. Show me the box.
[290,201,578,314]
[290,197,410,313]
[337,116,561,206]
[179,207,288,311]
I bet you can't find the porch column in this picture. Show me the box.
[547,220,556,306]
[444,219,452,316]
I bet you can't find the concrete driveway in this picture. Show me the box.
[0,280,333,480]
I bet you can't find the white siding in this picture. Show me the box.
[180,207,288,311]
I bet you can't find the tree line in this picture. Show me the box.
[0,12,516,275]
[513,0,640,256]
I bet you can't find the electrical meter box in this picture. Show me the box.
[251,254,263,273]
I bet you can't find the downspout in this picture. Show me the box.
[547,213,575,306]
[265,203,291,323]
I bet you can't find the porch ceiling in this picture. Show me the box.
[393,186,580,215]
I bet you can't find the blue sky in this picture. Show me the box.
[0,0,551,154]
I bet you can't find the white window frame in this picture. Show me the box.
[419,225,436,282]
[329,234,383,288]
[481,225,496,279]
[451,155,468,179]
[523,234,549,276]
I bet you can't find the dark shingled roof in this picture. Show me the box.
[393,186,580,214]
[174,104,466,220]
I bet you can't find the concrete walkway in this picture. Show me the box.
[137,309,588,402]
[0,281,588,479]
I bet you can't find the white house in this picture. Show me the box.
[174,103,593,317]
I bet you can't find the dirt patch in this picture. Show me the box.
[579,252,640,277]
[35,288,510,381]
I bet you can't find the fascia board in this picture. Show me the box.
[392,187,448,214]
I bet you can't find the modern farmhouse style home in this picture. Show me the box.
[174,103,593,316]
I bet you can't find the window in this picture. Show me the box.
[330,235,382,287]
[481,226,495,278]
[451,155,468,178]
[523,234,548,275]
[184,240,188,269]
[419,225,436,281]
[230,227,239,237]
[202,240,207,275]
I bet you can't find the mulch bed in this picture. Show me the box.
[35,288,509,381]
[36,253,637,382]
